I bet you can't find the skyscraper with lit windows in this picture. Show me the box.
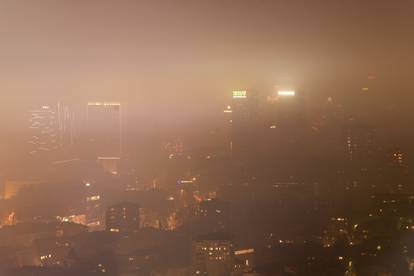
[28,103,75,157]
[28,105,58,156]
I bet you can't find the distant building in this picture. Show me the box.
[371,194,414,216]
[84,181,103,231]
[383,149,410,192]
[28,103,74,157]
[87,102,121,174]
[105,202,140,233]
[234,248,256,275]
[322,217,350,248]
[343,119,375,163]
[192,232,234,276]
[231,90,260,167]
[262,89,308,181]
[230,89,309,183]
[390,149,406,168]
[198,199,230,232]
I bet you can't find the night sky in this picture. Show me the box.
[1,0,414,141]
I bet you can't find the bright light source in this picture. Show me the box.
[234,248,255,255]
[278,91,295,96]
[233,91,247,98]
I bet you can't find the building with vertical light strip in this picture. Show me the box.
[87,102,121,174]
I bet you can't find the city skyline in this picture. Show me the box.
[1,1,414,275]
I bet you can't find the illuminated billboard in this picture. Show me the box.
[232,90,247,99]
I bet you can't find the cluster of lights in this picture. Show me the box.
[40,254,52,260]
[86,195,100,202]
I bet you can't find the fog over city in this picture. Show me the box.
[1,0,414,275]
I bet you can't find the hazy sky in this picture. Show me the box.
[1,0,414,130]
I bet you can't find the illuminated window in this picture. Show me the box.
[232,91,247,98]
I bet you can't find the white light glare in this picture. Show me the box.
[277,91,295,96]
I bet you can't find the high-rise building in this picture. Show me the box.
[28,103,75,157]
[230,89,310,188]
[264,90,305,137]
[105,202,140,233]
[56,102,75,148]
[28,105,58,156]
[380,149,411,193]
[87,102,121,174]
[192,232,234,276]
[262,90,308,181]
[231,90,260,170]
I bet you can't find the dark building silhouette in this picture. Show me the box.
[198,199,230,232]
[105,202,140,233]
[231,90,260,169]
